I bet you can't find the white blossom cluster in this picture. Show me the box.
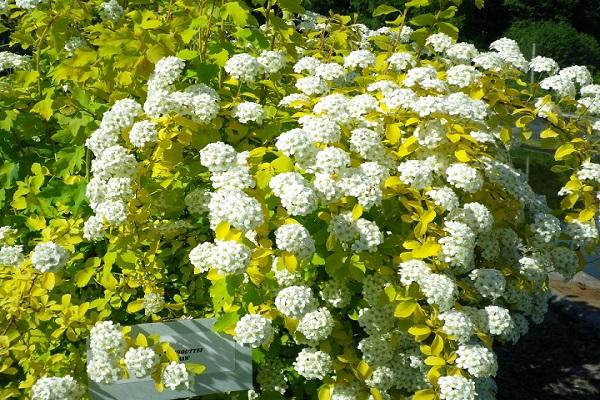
[189,240,251,275]
[438,375,476,400]
[198,142,264,231]
[30,375,83,400]
[455,344,498,378]
[161,361,191,390]
[297,307,334,343]
[0,51,31,73]
[100,0,124,22]
[275,223,315,259]
[328,212,383,253]
[15,0,45,10]
[275,285,317,318]
[234,314,274,347]
[30,242,69,272]
[293,347,332,380]
[124,347,159,378]
[232,102,264,124]
[88,321,125,384]
[143,292,165,315]
[84,97,142,240]
[64,37,87,56]
[0,244,24,267]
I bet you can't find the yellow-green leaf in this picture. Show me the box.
[136,333,148,347]
[186,363,206,375]
[352,204,363,220]
[408,324,431,336]
[555,143,575,160]
[394,301,418,318]
[127,299,145,314]
[412,240,441,259]
[424,355,446,366]
[413,389,436,400]
[318,384,332,400]
[454,149,470,162]
[215,221,230,240]
[32,98,54,120]
[41,273,55,291]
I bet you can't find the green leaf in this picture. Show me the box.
[223,1,251,26]
[31,99,54,121]
[278,0,304,13]
[212,312,239,333]
[177,49,199,60]
[372,5,399,17]
[406,0,430,8]
[475,0,485,10]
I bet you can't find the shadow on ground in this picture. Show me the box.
[496,296,600,400]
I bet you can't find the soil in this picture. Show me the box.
[496,279,600,400]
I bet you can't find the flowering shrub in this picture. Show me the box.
[0,0,599,399]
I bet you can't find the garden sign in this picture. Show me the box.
[87,319,252,399]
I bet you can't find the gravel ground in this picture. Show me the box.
[496,295,600,400]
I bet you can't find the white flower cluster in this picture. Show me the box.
[0,245,24,267]
[297,307,334,342]
[64,37,87,56]
[344,50,375,69]
[0,51,31,73]
[438,375,476,400]
[270,172,318,216]
[189,240,251,275]
[293,348,332,380]
[439,309,474,343]
[88,321,125,384]
[455,344,498,378]
[440,220,477,271]
[275,223,315,259]
[143,292,165,315]
[84,97,142,239]
[30,242,69,272]
[566,219,598,248]
[199,142,264,231]
[320,279,351,308]
[577,161,600,184]
[328,212,383,253]
[232,102,264,124]
[15,0,44,10]
[161,361,190,390]
[397,260,456,311]
[275,285,318,319]
[234,314,274,347]
[470,269,506,299]
[100,0,124,22]
[529,56,559,74]
[128,120,158,148]
[445,163,483,193]
[124,347,159,378]
[31,376,83,400]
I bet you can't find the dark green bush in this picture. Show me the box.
[505,20,600,72]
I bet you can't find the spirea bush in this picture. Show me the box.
[0,0,599,399]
